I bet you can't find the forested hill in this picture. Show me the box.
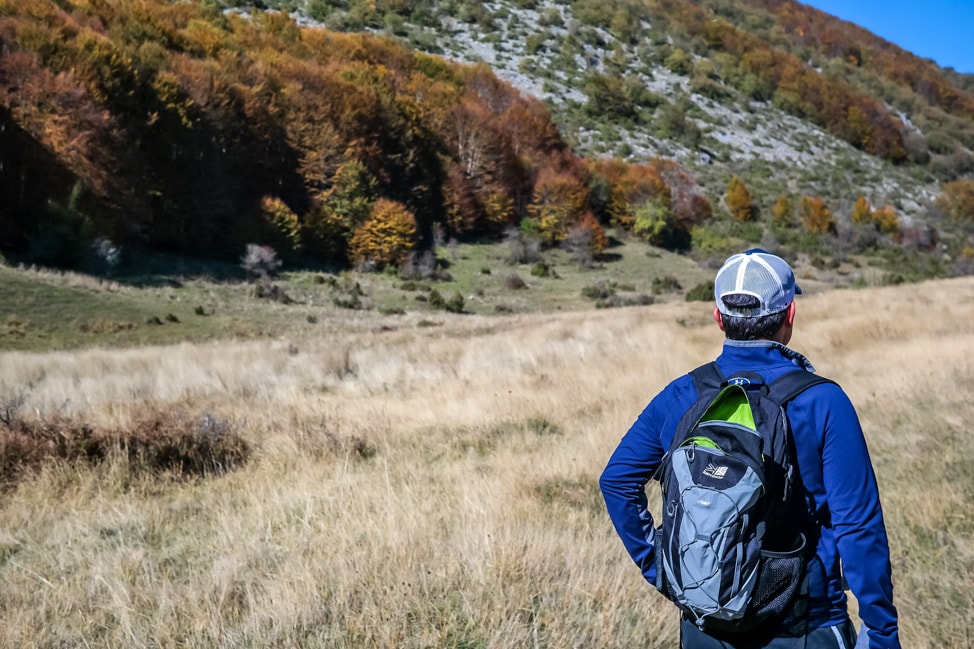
[1,0,973,280]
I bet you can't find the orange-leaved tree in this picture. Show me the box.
[348,198,417,269]
[725,175,755,222]
[800,196,836,235]
[872,205,899,236]
[526,168,591,246]
[851,195,873,225]
[588,159,670,231]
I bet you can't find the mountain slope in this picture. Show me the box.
[365,0,973,216]
[1,0,972,286]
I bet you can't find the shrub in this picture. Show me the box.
[652,274,682,294]
[255,279,294,303]
[594,294,654,309]
[428,289,446,309]
[563,212,608,267]
[241,244,282,279]
[333,293,363,310]
[690,224,738,258]
[936,179,974,223]
[581,281,615,300]
[399,250,439,280]
[685,281,714,302]
[444,292,465,313]
[0,410,250,487]
[505,227,543,265]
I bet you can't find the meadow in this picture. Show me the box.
[0,272,972,648]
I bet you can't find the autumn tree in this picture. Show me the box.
[936,179,974,223]
[800,196,837,235]
[526,169,590,246]
[257,196,303,260]
[588,159,670,231]
[348,198,418,269]
[772,195,794,227]
[872,205,900,236]
[851,195,873,225]
[655,159,713,250]
[725,175,755,222]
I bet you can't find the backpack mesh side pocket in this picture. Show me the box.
[749,534,808,634]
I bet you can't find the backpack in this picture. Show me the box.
[653,362,834,634]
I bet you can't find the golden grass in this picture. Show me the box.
[1,277,973,647]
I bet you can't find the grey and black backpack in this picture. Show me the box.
[654,362,833,634]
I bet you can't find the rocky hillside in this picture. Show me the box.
[262,0,973,225]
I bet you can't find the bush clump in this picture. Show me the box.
[685,281,714,302]
[0,409,250,488]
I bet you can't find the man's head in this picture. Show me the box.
[712,248,800,343]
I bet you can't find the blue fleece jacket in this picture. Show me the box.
[599,340,901,649]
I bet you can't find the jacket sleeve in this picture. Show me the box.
[815,384,901,649]
[599,378,691,586]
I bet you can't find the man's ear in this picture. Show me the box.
[713,306,725,331]
[786,301,797,326]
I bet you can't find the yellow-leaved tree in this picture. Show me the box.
[348,199,417,270]
[872,205,900,235]
[725,175,755,222]
[800,196,837,235]
[772,195,793,227]
[851,195,873,225]
[258,196,303,260]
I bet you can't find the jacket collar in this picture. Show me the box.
[722,339,817,373]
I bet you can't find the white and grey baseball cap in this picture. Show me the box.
[714,248,801,318]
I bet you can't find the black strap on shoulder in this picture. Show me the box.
[691,363,835,403]
[768,370,836,405]
[689,362,724,396]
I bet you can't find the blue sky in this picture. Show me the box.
[801,0,974,73]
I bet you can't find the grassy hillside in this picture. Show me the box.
[0,234,901,352]
[0,276,972,647]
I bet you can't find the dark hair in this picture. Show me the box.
[720,309,788,340]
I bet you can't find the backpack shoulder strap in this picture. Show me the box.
[768,369,836,405]
[689,362,725,396]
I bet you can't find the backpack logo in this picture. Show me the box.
[653,365,830,634]
[703,463,728,479]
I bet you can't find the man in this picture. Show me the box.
[599,249,901,649]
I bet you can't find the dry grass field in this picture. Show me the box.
[0,276,972,648]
